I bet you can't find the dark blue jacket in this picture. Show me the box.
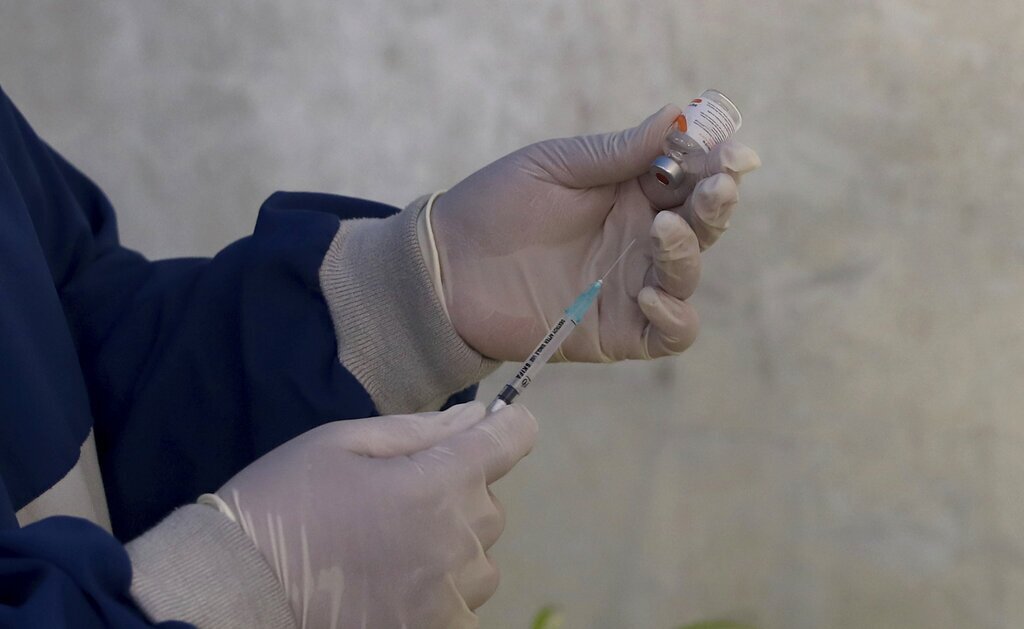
[0,86,472,627]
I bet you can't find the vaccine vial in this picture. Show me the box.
[650,89,742,189]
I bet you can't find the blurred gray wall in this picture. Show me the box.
[3,1,1023,627]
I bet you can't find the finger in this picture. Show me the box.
[530,104,681,188]
[458,554,501,611]
[473,489,506,551]
[433,404,538,485]
[638,287,700,358]
[648,210,701,300]
[701,139,762,184]
[340,402,487,458]
[678,173,739,251]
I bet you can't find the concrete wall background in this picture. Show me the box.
[3,1,1023,627]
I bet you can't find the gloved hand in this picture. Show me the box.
[207,402,538,629]
[432,105,761,362]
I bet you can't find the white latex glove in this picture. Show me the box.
[432,105,761,362]
[209,402,537,629]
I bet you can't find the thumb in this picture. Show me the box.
[339,402,487,458]
[423,404,539,485]
[530,104,680,189]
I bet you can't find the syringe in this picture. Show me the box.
[486,240,636,414]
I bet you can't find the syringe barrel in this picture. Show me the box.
[505,315,577,397]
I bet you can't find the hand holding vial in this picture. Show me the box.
[431,101,760,362]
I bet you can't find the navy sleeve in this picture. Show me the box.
[11,112,372,540]
[0,91,476,542]
[0,87,475,626]
[0,517,190,628]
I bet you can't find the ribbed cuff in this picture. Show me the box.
[319,197,500,414]
[127,504,296,629]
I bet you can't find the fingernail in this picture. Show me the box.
[638,286,660,308]
[720,143,762,174]
[651,211,680,249]
[695,175,737,226]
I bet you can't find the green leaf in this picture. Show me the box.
[531,606,565,629]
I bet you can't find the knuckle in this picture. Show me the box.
[519,407,539,442]
[672,308,700,351]
[480,499,507,541]
[480,559,501,603]
[500,405,538,451]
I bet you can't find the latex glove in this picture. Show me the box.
[210,402,537,629]
[432,105,761,362]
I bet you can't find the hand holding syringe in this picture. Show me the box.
[487,240,636,413]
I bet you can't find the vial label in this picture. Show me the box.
[683,96,739,152]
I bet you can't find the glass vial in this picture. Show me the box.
[650,89,742,189]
